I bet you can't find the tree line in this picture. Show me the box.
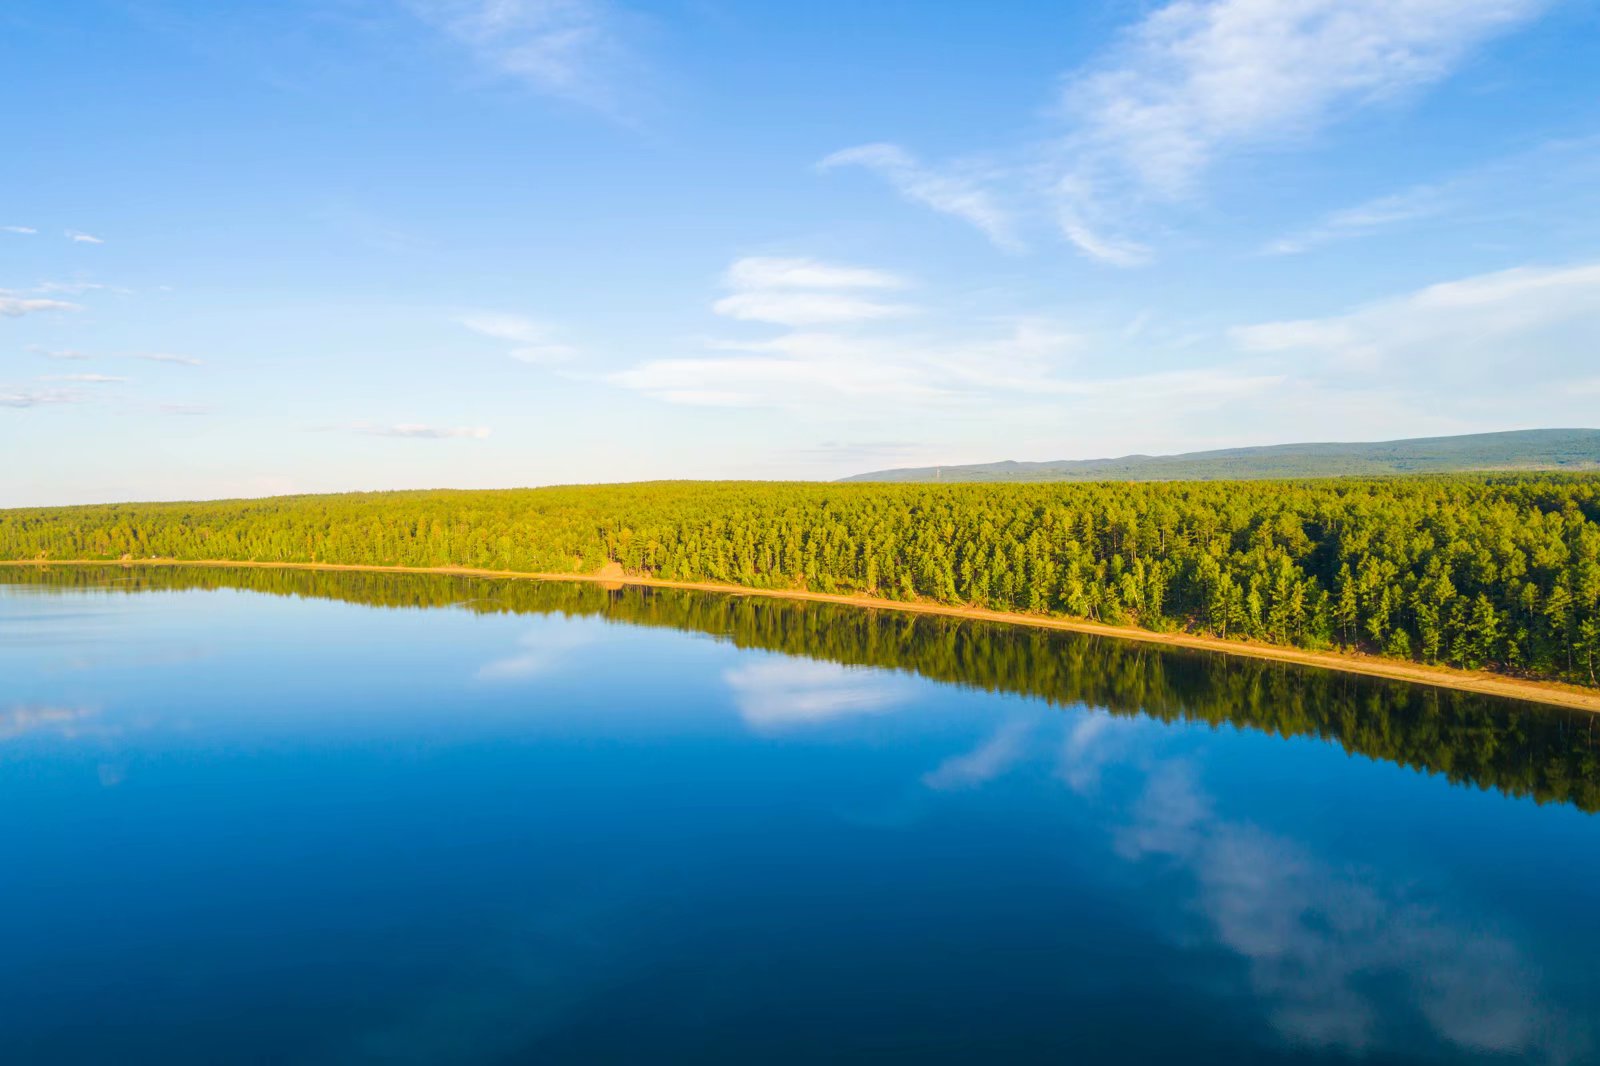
[3,474,1599,686]
[9,563,1598,811]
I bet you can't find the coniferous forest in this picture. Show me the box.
[4,474,1599,687]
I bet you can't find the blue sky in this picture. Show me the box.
[3,0,1599,506]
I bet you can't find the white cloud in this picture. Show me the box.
[607,256,1291,433]
[713,256,917,326]
[2,225,36,235]
[712,290,915,327]
[1047,0,1547,260]
[819,144,1024,252]
[1056,202,1152,266]
[460,312,576,363]
[408,0,628,111]
[822,1,1548,265]
[609,346,952,409]
[1060,0,1545,200]
[707,256,919,327]
[725,256,907,292]
[355,422,493,439]
[29,347,90,360]
[44,373,127,384]
[1231,261,1600,377]
[135,352,205,366]
[33,280,115,295]
[1264,135,1600,255]
[0,293,81,317]
[1265,183,1453,255]
[724,658,912,731]
[65,229,104,244]
[0,388,81,408]
[614,320,1272,417]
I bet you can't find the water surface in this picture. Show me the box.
[3,566,1597,1063]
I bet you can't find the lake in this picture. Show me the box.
[3,566,1598,1064]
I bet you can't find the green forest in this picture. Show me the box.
[4,474,1600,687]
[8,564,1598,811]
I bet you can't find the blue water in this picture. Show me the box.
[2,569,1597,1063]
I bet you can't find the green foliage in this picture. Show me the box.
[10,564,1599,812]
[4,473,1600,686]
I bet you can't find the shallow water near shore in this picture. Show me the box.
[3,567,1598,1063]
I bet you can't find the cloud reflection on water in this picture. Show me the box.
[724,657,914,731]
[0,704,100,742]
[1097,743,1586,1061]
[476,626,598,682]
[890,700,1587,1061]
[922,718,1034,791]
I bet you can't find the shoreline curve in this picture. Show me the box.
[4,557,1599,714]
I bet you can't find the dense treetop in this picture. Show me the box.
[4,474,1599,686]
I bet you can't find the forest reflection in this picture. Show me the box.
[7,564,1598,813]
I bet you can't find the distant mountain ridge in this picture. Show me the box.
[842,429,1600,483]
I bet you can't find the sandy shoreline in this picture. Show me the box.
[5,557,1599,714]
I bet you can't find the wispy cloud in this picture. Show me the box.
[44,373,127,384]
[407,0,631,111]
[65,229,104,244]
[33,279,119,295]
[609,255,1279,420]
[1265,184,1453,256]
[1059,0,1544,199]
[711,255,917,327]
[1231,260,1600,377]
[818,144,1024,252]
[1263,135,1600,255]
[725,256,907,292]
[0,388,82,408]
[2,225,36,235]
[0,293,81,317]
[609,347,953,409]
[712,291,916,327]
[824,0,1549,265]
[354,422,492,439]
[28,346,91,361]
[460,312,576,363]
[135,352,204,366]
[1046,0,1549,261]
[608,257,954,407]
[1055,190,1152,266]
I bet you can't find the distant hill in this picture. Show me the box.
[842,429,1600,483]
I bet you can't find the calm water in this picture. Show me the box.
[3,567,1598,1064]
